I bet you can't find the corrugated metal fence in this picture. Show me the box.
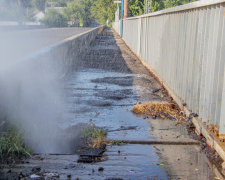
[113,0,225,135]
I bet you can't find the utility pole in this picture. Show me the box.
[124,0,129,18]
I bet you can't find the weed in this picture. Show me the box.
[0,128,32,163]
[83,126,107,148]
[108,140,126,146]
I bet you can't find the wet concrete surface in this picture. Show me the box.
[63,69,152,141]
[0,28,218,179]
[1,145,168,179]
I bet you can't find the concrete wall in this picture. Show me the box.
[0,26,103,153]
[20,26,103,76]
[113,0,225,135]
[0,26,103,123]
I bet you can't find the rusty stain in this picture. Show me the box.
[209,124,220,137]
[219,134,225,142]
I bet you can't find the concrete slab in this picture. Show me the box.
[148,118,197,142]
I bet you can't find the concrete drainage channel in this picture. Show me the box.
[0,27,223,179]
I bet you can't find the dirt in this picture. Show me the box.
[185,118,225,178]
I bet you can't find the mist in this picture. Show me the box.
[0,32,68,154]
[0,28,70,154]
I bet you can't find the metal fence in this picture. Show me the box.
[113,0,225,135]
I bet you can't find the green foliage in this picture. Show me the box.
[33,0,46,12]
[63,0,93,26]
[18,0,33,8]
[83,126,106,142]
[130,0,196,15]
[91,0,116,26]
[64,0,117,26]
[164,0,194,8]
[129,0,144,16]
[0,0,34,21]
[110,140,126,146]
[41,9,67,27]
[47,0,70,7]
[150,0,164,12]
[164,0,182,8]
[0,0,197,25]
[83,126,106,148]
[0,129,32,163]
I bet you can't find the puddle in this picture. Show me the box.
[62,69,153,142]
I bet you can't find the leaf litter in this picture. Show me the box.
[131,102,186,120]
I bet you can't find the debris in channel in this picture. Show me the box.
[131,102,185,120]
[77,126,107,163]
[77,146,106,163]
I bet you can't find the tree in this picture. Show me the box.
[63,0,81,25]
[17,0,32,8]
[33,0,46,12]
[0,0,34,22]
[47,0,72,7]
[91,0,116,26]
[150,0,164,12]
[41,9,67,27]
[164,0,182,8]
[129,0,144,16]
[164,0,195,9]
[63,0,93,27]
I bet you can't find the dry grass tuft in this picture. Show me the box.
[131,102,185,120]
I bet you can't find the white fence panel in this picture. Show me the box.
[116,0,225,135]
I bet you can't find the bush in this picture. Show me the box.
[41,9,67,27]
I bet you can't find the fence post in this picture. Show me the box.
[219,21,225,136]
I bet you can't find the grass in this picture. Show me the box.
[131,102,186,120]
[0,127,32,163]
[108,140,126,146]
[83,126,107,148]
